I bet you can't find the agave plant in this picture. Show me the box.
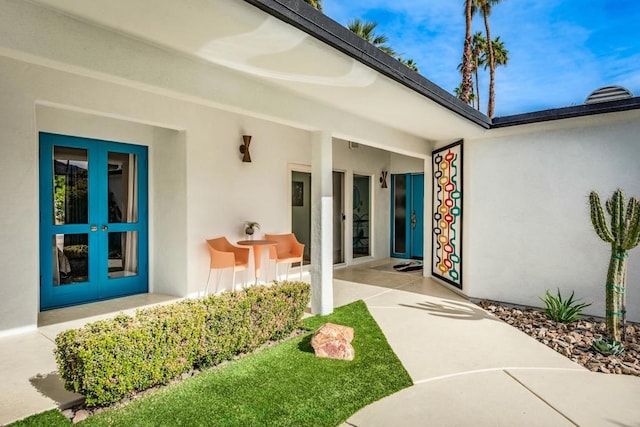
[589,189,640,343]
[592,337,624,356]
[539,289,591,324]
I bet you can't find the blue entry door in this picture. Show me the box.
[410,173,424,258]
[39,133,148,310]
[390,173,424,259]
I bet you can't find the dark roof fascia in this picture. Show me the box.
[243,0,492,129]
[492,97,640,128]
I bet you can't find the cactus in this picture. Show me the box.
[589,189,640,342]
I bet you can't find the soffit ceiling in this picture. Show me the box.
[31,0,487,141]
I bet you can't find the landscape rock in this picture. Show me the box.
[310,323,355,361]
[61,409,74,420]
[72,410,89,423]
[477,299,640,378]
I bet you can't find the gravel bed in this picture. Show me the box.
[477,300,640,376]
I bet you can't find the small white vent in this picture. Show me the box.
[585,86,633,104]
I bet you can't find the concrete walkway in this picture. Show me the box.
[1,262,640,425]
[334,263,640,427]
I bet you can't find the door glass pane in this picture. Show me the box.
[291,171,311,265]
[53,147,88,224]
[394,175,407,254]
[53,234,89,285]
[108,152,138,223]
[333,171,344,264]
[353,174,370,258]
[108,231,138,278]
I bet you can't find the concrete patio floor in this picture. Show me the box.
[1,259,639,426]
[334,261,640,427]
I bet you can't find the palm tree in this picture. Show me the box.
[398,57,419,72]
[491,38,508,115]
[454,83,476,106]
[491,36,508,67]
[478,37,508,115]
[303,0,322,12]
[460,0,474,105]
[457,32,486,110]
[472,0,501,118]
[471,32,487,110]
[348,18,396,56]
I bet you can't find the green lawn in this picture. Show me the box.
[11,300,412,427]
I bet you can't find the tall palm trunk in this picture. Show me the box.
[461,0,474,104]
[470,32,487,111]
[475,69,480,110]
[482,10,495,118]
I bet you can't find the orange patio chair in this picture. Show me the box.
[205,237,250,295]
[265,233,304,281]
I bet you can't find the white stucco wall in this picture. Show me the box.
[0,54,318,332]
[0,53,325,332]
[465,116,640,322]
[8,0,638,333]
[0,1,429,333]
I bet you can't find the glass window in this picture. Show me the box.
[107,152,138,223]
[394,175,407,254]
[52,234,89,285]
[53,147,88,224]
[353,174,370,258]
[333,171,345,264]
[108,231,138,278]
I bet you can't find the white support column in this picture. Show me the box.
[311,130,334,315]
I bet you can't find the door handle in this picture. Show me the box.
[411,211,417,229]
[101,225,109,231]
[90,225,98,232]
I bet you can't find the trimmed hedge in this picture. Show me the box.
[55,281,310,406]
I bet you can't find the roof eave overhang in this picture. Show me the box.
[244,0,492,130]
[492,97,640,128]
[245,0,640,132]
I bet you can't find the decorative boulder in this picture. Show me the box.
[310,323,355,361]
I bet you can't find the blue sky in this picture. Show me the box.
[322,0,640,117]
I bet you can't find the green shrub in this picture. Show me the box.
[539,289,591,323]
[63,244,88,259]
[55,281,310,406]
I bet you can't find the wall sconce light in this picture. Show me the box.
[380,171,388,189]
[239,135,252,162]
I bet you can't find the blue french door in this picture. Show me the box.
[39,133,148,310]
[410,174,424,258]
[391,173,424,259]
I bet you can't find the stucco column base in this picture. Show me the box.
[311,130,333,315]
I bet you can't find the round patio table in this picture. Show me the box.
[236,240,278,284]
